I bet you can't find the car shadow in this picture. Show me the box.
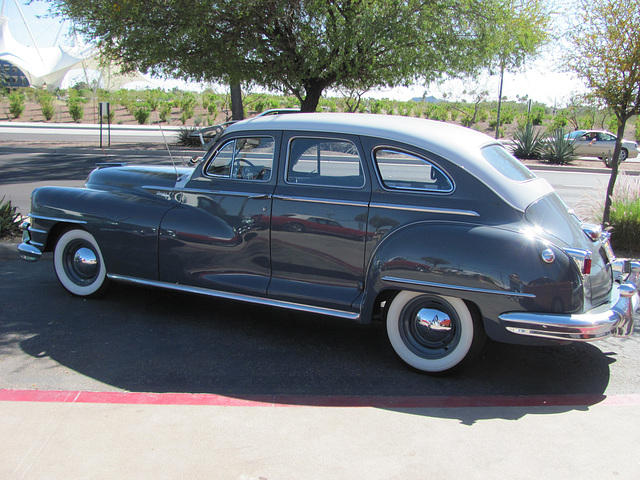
[2,254,620,424]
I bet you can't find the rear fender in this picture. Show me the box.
[362,222,583,340]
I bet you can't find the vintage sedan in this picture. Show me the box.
[565,129,639,166]
[19,113,639,373]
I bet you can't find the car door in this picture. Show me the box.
[268,133,372,311]
[158,133,279,296]
[593,132,617,157]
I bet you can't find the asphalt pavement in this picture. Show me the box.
[2,128,640,479]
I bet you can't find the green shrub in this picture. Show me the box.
[551,112,568,130]
[511,123,544,160]
[0,197,21,238]
[542,128,575,165]
[9,91,25,118]
[39,94,55,121]
[159,102,172,123]
[610,177,640,252]
[530,106,546,126]
[68,101,84,122]
[134,106,151,124]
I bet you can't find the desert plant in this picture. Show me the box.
[134,105,151,124]
[576,175,640,252]
[68,100,84,122]
[0,197,21,238]
[530,106,546,125]
[176,126,202,147]
[8,91,25,118]
[542,128,575,165]
[511,123,545,159]
[39,94,55,121]
[158,102,172,123]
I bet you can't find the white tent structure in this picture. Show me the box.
[0,14,94,88]
[0,1,153,90]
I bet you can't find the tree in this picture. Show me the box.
[50,0,550,113]
[489,0,550,138]
[567,0,640,226]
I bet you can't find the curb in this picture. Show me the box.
[0,144,202,157]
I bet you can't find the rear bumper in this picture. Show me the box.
[499,259,639,341]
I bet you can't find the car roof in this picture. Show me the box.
[226,112,497,160]
[224,112,554,212]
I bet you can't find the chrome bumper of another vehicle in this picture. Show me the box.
[499,259,639,341]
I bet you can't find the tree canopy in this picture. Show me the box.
[50,0,550,112]
[567,0,640,225]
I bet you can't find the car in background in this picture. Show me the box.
[18,113,640,374]
[565,129,639,166]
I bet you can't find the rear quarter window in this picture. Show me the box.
[374,148,453,192]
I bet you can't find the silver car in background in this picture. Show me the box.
[566,130,639,166]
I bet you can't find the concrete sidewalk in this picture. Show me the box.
[2,391,640,479]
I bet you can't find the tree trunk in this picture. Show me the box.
[602,119,629,226]
[230,83,244,121]
[299,81,328,112]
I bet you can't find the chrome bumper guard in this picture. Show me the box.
[499,259,639,341]
[18,221,43,262]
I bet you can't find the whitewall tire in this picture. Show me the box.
[386,291,484,373]
[53,229,108,297]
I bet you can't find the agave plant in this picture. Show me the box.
[511,123,544,159]
[176,126,202,148]
[0,197,21,238]
[542,128,575,165]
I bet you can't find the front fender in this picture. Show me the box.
[29,185,177,280]
[362,222,583,341]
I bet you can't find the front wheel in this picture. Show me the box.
[386,292,485,373]
[54,229,108,297]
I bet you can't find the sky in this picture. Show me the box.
[1,0,584,107]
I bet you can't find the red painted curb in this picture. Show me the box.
[2,389,640,408]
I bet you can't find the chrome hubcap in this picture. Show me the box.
[400,296,460,359]
[415,308,453,344]
[73,247,99,278]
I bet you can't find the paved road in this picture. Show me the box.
[0,122,182,144]
[2,146,640,479]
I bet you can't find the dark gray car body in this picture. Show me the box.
[19,113,639,372]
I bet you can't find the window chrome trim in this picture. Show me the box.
[382,276,536,298]
[371,203,479,217]
[371,145,455,195]
[107,274,361,321]
[273,195,369,208]
[284,135,366,189]
[29,214,86,224]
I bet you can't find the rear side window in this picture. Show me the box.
[374,149,453,192]
[481,145,536,182]
[287,138,365,188]
[205,137,274,181]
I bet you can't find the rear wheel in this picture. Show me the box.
[53,229,108,297]
[386,291,485,373]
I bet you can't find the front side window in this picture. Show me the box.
[287,138,364,188]
[205,137,274,181]
[374,149,454,192]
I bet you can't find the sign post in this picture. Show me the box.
[99,102,111,148]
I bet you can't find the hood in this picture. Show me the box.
[85,165,193,192]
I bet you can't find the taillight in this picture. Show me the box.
[564,248,592,276]
[582,223,602,241]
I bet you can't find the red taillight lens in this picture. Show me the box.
[583,257,592,275]
[564,248,592,276]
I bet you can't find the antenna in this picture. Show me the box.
[156,113,179,180]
